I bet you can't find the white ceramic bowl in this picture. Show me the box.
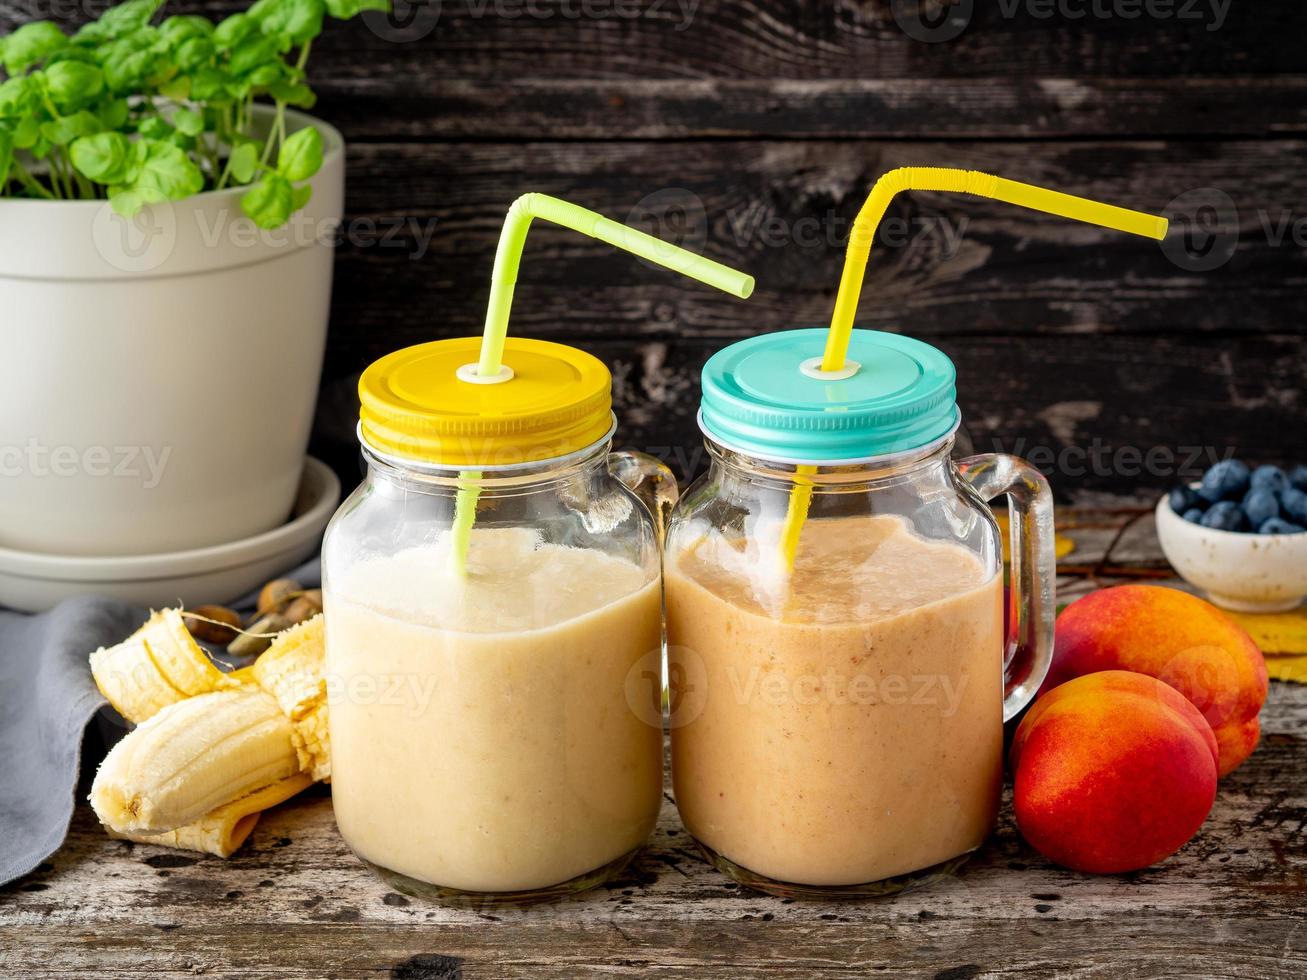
[0,457,341,613]
[1155,491,1307,612]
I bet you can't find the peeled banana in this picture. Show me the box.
[91,686,302,833]
[89,609,226,724]
[89,611,330,856]
[108,773,313,857]
[252,615,331,780]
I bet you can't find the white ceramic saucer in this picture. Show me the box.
[0,457,342,613]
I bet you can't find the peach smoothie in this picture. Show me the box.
[326,528,663,894]
[666,515,1004,888]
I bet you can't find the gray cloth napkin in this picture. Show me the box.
[0,558,320,887]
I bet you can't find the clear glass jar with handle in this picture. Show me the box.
[323,336,677,906]
[665,328,1055,898]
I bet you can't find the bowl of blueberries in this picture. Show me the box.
[1155,460,1307,613]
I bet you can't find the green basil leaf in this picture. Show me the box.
[276,125,322,182]
[160,15,215,45]
[0,131,13,189]
[11,116,40,151]
[229,33,281,76]
[214,14,257,50]
[291,182,312,210]
[324,0,390,19]
[133,138,204,200]
[189,67,234,103]
[174,35,215,71]
[260,0,327,45]
[269,80,316,108]
[172,107,205,136]
[100,40,162,94]
[0,77,35,120]
[2,22,67,74]
[108,183,166,218]
[157,75,190,101]
[98,0,167,40]
[70,131,132,184]
[241,172,293,228]
[228,141,260,184]
[44,61,105,113]
[137,116,173,140]
[98,98,130,130]
[244,63,285,88]
[40,111,101,146]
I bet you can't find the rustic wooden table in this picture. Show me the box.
[2,507,1304,979]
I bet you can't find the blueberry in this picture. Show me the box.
[1199,500,1246,532]
[1291,465,1307,492]
[1260,517,1306,535]
[1282,487,1307,525]
[1198,459,1251,503]
[1169,485,1203,515]
[1242,488,1280,528]
[1182,507,1205,524]
[1250,464,1290,494]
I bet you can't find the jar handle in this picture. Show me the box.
[956,454,1057,721]
[608,450,680,546]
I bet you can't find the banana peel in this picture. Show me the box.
[108,773,314,857]
[90,611,329,856]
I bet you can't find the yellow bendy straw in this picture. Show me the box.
[779,167,1169,570]
[449,193,756,576]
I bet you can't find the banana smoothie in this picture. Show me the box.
[326,528,663,895]
[667,514,1004,888]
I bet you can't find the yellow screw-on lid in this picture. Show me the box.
[358,337,613,467]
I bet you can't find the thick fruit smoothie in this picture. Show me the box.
[666,515,1003,888]
[326,528,663,894]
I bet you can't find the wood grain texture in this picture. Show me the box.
[2,675,1304,977]
[4,1,1304,496]
[306,137,1307,491]
[1,517,1304,978]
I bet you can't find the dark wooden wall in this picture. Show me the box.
[27,1,1307,496]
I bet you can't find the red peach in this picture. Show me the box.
[1012,670,1219,874]
[1042,585,1267,776]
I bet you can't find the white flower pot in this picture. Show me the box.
[0,108,344,557]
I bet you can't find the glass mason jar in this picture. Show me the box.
[665,329,1055,898]
[322,337,677,906]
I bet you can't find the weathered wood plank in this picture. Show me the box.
[1,916,1303,979]
[40,0,1303,83]
[302,136,1307,491]
[2,678,1304,977]
[11,6,1307,139]
[312,77,1307,141]
[325,138,1307,343]
[311,331,1307,495]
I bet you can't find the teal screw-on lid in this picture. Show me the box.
[698,328,959,463]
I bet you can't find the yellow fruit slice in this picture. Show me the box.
[108,773,313,857]
[90,686,301,834]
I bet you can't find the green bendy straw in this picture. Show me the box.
[449,193,756,576]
